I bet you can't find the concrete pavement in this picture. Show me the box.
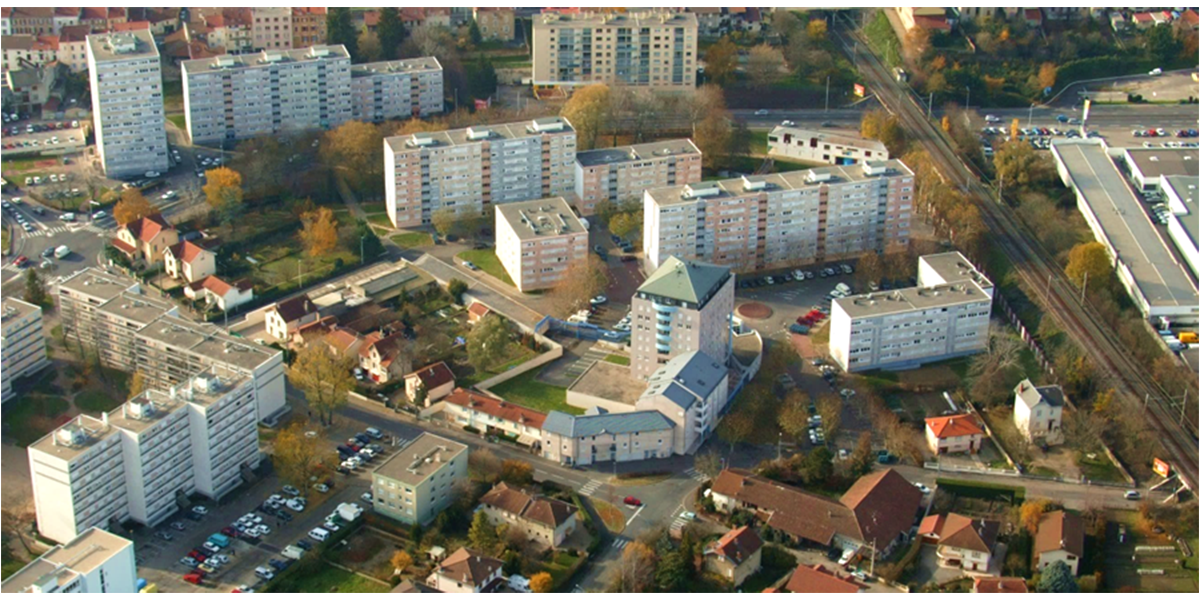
[408,253,545,328]
[890,464,1146,510]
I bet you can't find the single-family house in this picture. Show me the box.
[1013,379,1065,445]
[467,302,492,324]
[444,388,546,448]
[783,564,863,594]
[425,547,504,593]
[1131,12,1156,28]
[163,240,216,284]
[703,525,763,587]
[404,361,455,406]
[918,513,999,572]
[264,294,319,341]
[973,577,1029,593]
[477,482,579,547]
[925,414,985,455]
[183,275,253,312]
[112,214,179,266]
[1034,511,1084,575]
[358,332,411,384]
[1109,12,1127,31]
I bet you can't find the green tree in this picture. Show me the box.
[467,314,511,371]
[468,510,499,552]
[704,36,739,86]
[448,278,468,304]
[994,141,1054,190]
[468,19,483,46]
[1064,242,1111,292]
[357,30,382,63]
[655,544,693,592]
[1037,560,1080,593]
[326,7,359,60]
[1144,24,1181,63]
[24,268,49,307]
[798,446,834,484]
[355,219,382,263]
[467,54,498,100]
[377,7,407,60]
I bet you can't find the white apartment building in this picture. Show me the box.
[350,57,443,122]
[574,139,702,215]
[644,161,914,272]
[251,6,292,51]
[494,197,588,292]
[532,11,698,91]
[631,257,735,379]
[829,252,994,372]
[767,126,890,166]
[87,30,169,179]
[0,528,137,593]
[637,351,729,455]
[29,368,261,543]
[2,298,49,403]
[182,45,352,145]
[384,117,577,228]
[371,433,468,526]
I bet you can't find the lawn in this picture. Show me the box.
[591,498,626,534]
[457,249,514,287]
[529,551,584,591]
[365,212,393,228]
[167,115,187,130]
[270,566,389,593]
[1,156,57,174]
[390,231,432,248]
[162,78,184,111]
[2,228,9,253]
[603,354,630,366]
[488,366,583,415]
[1076,452,1126,483]
[863,10,902,69]
[74,389,121,414]
[459,343,540,388]
[2,393,70,447]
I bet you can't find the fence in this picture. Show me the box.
[923,462,1021,477]
[462,296,564,392]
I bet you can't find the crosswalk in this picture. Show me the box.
[18,224,106,238]
[682,468,709,482]
[669,514,691,533]
[610,536,629,550]
[578,479,604,497]
[390,435,410,448]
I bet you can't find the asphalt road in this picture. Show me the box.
[1,191,110,288]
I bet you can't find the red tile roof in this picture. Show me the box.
[110,237,137,256]
[188,274,251,297]
[783,564,862,594]
[707,526,763,565]
[1132,12,1154,23]
[410,361,455,391]
[444,388,547,429]
[479,482,577,528]
[361,10,379,26]
[361,332,408,367]
[125,214,174,244]
[58,24,91,43]
[839,468,924,551]
[110,21,150,32]
[1182,9,1199,26]
[325,327,363,354]
[1034,511,1084,562]
[165,240,210,265]
[925,414,983,439]
[55,8,80,17]
[920,513,998,553]
[468,302,492,319]
[436,548,503,589]
[974,577,1029,593]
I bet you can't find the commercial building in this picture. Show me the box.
[494,196,589,292]
[28,367,261,543]
[56,268,286,422]
[87,30,169,179]
[477,482,578,548]
[1050,140,1199,324]
[767,126,890,165]
[574,139,702,215]
[2,298,49,404]
[349,57,443,123]
[384,117,577,228]
[532,11,698,91]
[0,528,137,593]
[370,433,468,526]
[1121,147,1199,192]
[181,45,352,145]
[643,161,914,272]
[829,252,993,372]
[631,257,734,379]
[1163,175,1198,279]
[637,351,729,455]
[540,409,675,466]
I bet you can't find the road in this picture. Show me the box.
[831,14,1198,491]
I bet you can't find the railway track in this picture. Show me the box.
[832,17,1198,491]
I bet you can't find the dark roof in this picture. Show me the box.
[706,526,763,565]
[541,410,674,438]
[839,469,924,550]
[1014,379,1066,409]
[638,256,731,306]
[391,578,441,593]
[783,564,863,594]
[479,482,579,528]
[436,548,502,588]
[1034,511,1085,561]
[641,351,727,410]
[411,362,455,391]
[936,514,999,554]
[272,294,316,323]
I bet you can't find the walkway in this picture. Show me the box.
[408,254,544,328]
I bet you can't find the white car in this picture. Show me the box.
[315,483,330,493]
[286,499,306,512]
[361,492,373,503]
[191,505,208,515]
[323,521,340,532]
[144,171,160,178]
[255,524,272,536]
[914,483,932,494]
[754,109,769,116]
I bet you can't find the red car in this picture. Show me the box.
[183,573,204,585]
[13,255,28,267]
[797,317,814,327]
[623,496,642,507]
[221,526,239,538]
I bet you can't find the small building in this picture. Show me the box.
[0,528,137,593]
[1034,511,1084,576]
[477,482,579,547]
[973,577,1029,593]
[767,126,889,166]
[371,433,468,526]
[264,294,319,341]
[467,301,492,324]
[1131,11,1156,28]
[1108,12,1127,31]
[359,332,411,384]
[405,361,456,405]
[782,564,863,594]
[471,7,514,41]
[163,240,216,283]
[425,547,504,593]
[703,525,763,587]
[919,513,999,572]
[494,196,588,292]
[183,275,253,312]
[443,388,545,448]
[925,414,985,455]
[1013,379,1065,445]
[112,214,179,266]
[540,409,675,466]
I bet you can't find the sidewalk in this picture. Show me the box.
[408,254,544,327]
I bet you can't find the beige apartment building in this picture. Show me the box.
[495,197,588,292]
[371,433,468,526]
[2,298,49,404]
[251,7,292,51]
[291,7,326,48]
[574,139,702,215]
[384,117,577,228]
[87,30,169,179]
[630,257,735,379]
[532,11,698,91]
[350,56,443,122]
[643,160,914,272]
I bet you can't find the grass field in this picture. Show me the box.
[488,366,582,415]
[864,10,903,69]
[591,499,626,534]
[74,389,120,414]
[603,354,630,366]
[270,566,389,593]
[365,212,392,228]
[457,249,514,286]
[389,231,432,248]
[167,115,187,130]
[3,393,69,447]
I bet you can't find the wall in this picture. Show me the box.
[464,293,564,391]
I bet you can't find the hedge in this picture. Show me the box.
[260,516,365,592]
[935,478,1026,503]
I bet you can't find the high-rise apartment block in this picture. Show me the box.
[0,528,137,593]
[251,7,292,51]
[574,139,702,215]
[384,117,577,228]
[532,11,698,91]
[494,197,589,292]
[56,268,286,422]
[29,367,261,543]
[181,45,352,145]
[643,160,914,272]
[371,433,468,526]
[631,257,735,379]
[829,252,994,372]
[87,30,168,179]
[350,57,444,122]
[2,298,49,403]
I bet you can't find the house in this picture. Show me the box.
[1013,379,1065,445]
[112,214,179,266]
[183,275,253,312]
[1034,511,1084,576]
[918,513,999,572]
[467,302,492,324]
[782,564,863,594]
[163,240,216,284]
[896,7,951,32]
[444,388,546,448]
[425,547,504,593]
[925,414,985,455]
[973,577,1029,593]
[1131,12,1156,29]
[404,361,455,406]
[359,332,411,384]
[1180,9,1199,30]
[472,7,514,41]
[477,482,579,547]
[264,294,319,341]
[709,468,922,557]
[702,526,763,587]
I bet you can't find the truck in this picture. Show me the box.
[1179,331,1198,344]
[336,502,363,522]
[54,245,70,258]
[206,533,231,549]
[281,545,306,560]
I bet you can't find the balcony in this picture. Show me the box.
[655,320,671,333]
[655,342,671,354]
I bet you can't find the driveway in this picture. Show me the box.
[910,545,963,587]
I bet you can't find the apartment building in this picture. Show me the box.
[644,160,915,272]
[349,56,443,123]
[56,268,286,422]
[29,367,261,543]
[291,7,327,48]
[829,252,993,372]
[1,298,49,404]
[532,11,698,91]
[182,45,352,145]
[574,139,702,215]
[57,25,91,72]
[371,433,468,526]
[2,34,59,71]
[495,197,588,292]
[631,257,735,379]
[541,410,676,466]
[638,351,729,455]
[87,30,169,179]
[251,7,291,51]
[5,7,57,36]
[767,126,890,166]
[472,7,515,41]
[384,117,577,228]
[0,528,137,593]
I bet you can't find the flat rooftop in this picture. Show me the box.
[86,29,158,62]
[834,280,992,319]
[138,314,278,371]
[920,251,994,290]
[98,291,175,326]
[1124,148,1199,179]
[646,159,913,206]
[2,297,41,327]
[57,268,139,303]
[385,117,573,152]
[352,56,441,77]
[28,415,118,462]
[568,361,645,406]
[535,10,697,27]
[1053,141,1198,310]
[182,44,349,74]
[576,139,700,167]
[768,125,889,153]
[102,389,187,435]
[1,528,132,593]
[372,433,467,487]
[496,197,585,241]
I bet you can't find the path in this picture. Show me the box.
[408,254,544,328]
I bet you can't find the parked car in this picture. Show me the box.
[623,496,643,507]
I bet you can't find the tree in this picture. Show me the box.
[274,421,336,494]
[500,459,534,485]
[1063,409,1106,455]
[290,339,356,425]
[357,30,382,63]
[202,167,244,227]
[855,252,884,288]
[377,8,407,60]
[993,141,1055,190]
[617,540,657,593]
[745,44,785,89]
[717,410,754,454]
[127,371,149,399]
[1037,62,1057,90]
[1037,560,1080,593]
[321,121,384,193]
[655,543,694,592]
[608,211,641,241]
[529,572,553,593]
[967,332,1023,406]
[798,446,834,484]
[816,395,843,441]
[1064,242,1111,292]
[326,7,359,60]
[549,255,608,318]
[23,268,49,307]
[704,37,739,86]
[847,432,874,477]
[0,503,34,554]
[113,188,157,225]
[694,450,722,480]
[560,84,611,150]
[298,206,339,258]
[355,219,382,263]
[806,18,828,42]
[469,510,499,552]
[468,19,484,46]
[390,549,413,574]
[430,207,459,238]
[695,110,733,170]
[467,55,498,100]
[448,278,468,304]
[778,400,810,441]
[1019,499,1051,534]
[772,10,802,41]
[1143,24,1181,63]
[467,314,511,371]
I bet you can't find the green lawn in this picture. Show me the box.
[2,393,69,447]
[603,354,630,366]
[457,249,514,287]
[389,231,432,248]
[2,228,9,253]
[1076,452,1125,483]
[167,115,187,130]
[1,156,54,174]
[488,366,583,415]
[863,10,902,69]
[365,212,392,228]
[74,389,121,415]
[270,566,389,593]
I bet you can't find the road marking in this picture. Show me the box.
[625,505,644,526]
[578,479,603,497]
[682,468,708,482]
[610,537,628,550]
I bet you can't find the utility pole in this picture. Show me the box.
[927,93,933,119]
[825,75,831,112]
[1080,270,1088,302]
[965,85,971,115]
[360,235,366,265]
[1028,103,1034,129]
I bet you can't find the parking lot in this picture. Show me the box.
[734,262,878,341]
[2,118,87,156]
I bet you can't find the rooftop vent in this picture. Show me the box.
[103,33,138,54]
[128,399,157,420]
[466,126,491,141]
[530,118,564,133]
[806,171,833,184]
[684,182,721,199]
[261,51,284,63]
[741,175,769,192]
[409,133,435,147]
[212,55,237,69]
[56,424,89,447]
[862,161,890,176]
[308,46,331,58]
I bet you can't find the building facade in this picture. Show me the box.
[0,528,137,593]
[370,433,468,526]
[495,197,589,292]
[1034,511,1084,575]
[349,57,443,122]
[631,257,734,379]
[1013,379,1065,445]
[384,117,577,228]
[163,240,216,283]
[251,7,291,51]
[443,388,546,447]
[703,526,763,586]
[291,7,326,48]
[924,414,985,455]
[918,513,999,572]
[1,298,49,404]
[2,34,59,71]
[637,351,729,455]
[87,30,169,179]
[767,126,890,165]
[574,139,702,215]
[472,8,515,41]
[477,482,579,547]
[426,548,504,593]
[540,410,675,466]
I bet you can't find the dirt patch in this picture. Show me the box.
[735,302,773,320]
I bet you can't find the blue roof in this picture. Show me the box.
[541,410,674,438]
[640,351,726,409]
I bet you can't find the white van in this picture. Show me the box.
[308,527,330,542]
[60,212,75,222]
[254,566,275,580]
[365,427,382,439]
[281,545,306,560]
[835,283,851,294]
[54,245,70,258]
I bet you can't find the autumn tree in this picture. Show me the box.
[745,44,785,89]
[298,206,339,257]
[717,409,754,455]
[560,84,611,150]
[290,338,356,425]
[357,30,383,62]
[23,268,49,307]
[469,510,500,552]
[113,188,157,225]
[993,140,1055,190]
[778,400,810,441]
[860,109,907,155]
[549,255,608,318]
[816,395,843,441]
[704,36,739,86]
[847,432,874,477]
[771,10,802,40]
[1037,62,1057,90]
[616,540,657,593]
[430,207,460,239]
[202,167,245,227]
[608,210,641,241]
[320,120,384,193]
[390,550,413,574]
[806,18,828,41]
[529,572,553,593]
[0,502,35,554]
[500,459,534,485]
[695,109,733,170]
[467,314,511,371]
[855,252,884,288]
[1064,242,1111,293]
[275,421,336,494]
[1019,499,1051,534]
[127,371,149,399]
[967,331,1024,406]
